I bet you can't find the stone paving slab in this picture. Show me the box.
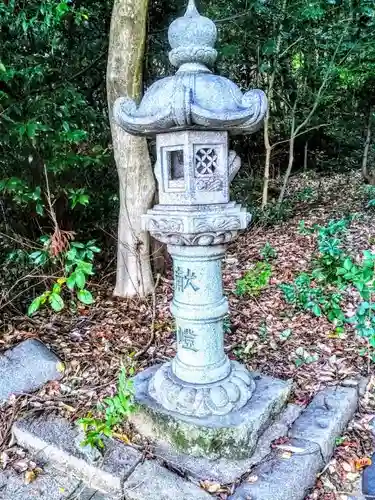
[12,416,212,499]
[12,416,142,495]
[150,403,302,483]
[0,339,64,403]
[0,466,111,500]
[132,366,292,459]
[229,438,324,500]
[288,386,358,461]
[123,459,211,500]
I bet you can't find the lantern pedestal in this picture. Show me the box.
[146,244,255,418]
[130,365,292,460]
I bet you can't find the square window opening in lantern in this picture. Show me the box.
[167,149,185,190]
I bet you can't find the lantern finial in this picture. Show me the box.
[168,1,217,68]
[185,0,199,16]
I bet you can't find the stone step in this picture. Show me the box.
[11,416,211,500]
[0,466,109,500]
[0,339,63,404]
[230,385,359,500]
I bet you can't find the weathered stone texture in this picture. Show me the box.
[12,416,142,495]
[0,466,111,500]
[123,459,211,500]
[0,339,63,403]
[131,367,292,459]
[230,439,323,500]
[288,386,358,461]
[149,403,302,483]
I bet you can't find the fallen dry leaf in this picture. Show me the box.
[200,480,222,493]
[354,457,372,470]
[24,469,38,484]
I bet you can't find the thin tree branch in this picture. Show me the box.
[272,123,331,149]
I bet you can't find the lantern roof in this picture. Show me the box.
[114,0,267,137]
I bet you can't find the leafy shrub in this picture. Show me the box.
[78,365,136,450]
[279,273,345,324]
[236,262,272,297]
[260,242,278,261]
[281,217,375,361]
[28,238,100,315]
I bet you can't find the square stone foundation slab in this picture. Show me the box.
[131,366,292,460]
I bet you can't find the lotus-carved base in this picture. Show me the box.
[149,361,255,417]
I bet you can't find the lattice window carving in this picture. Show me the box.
[195,148,218,176]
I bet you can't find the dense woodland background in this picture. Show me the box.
[0,0,374,312]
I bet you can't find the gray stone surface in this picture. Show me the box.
[12,416,142,495]
[0,466,111,500]
[0,339,64,403]
[288,386,358,461]
[150,403,302,483]
[363,453,375,498]
[230,438,324,500]
[131,367,292,459]
[123,459,211,500]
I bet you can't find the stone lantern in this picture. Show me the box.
[114,0,267,431]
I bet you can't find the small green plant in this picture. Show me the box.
[223,315,232,334]
[78,365,136,450]
[294,347,319,367]
[363,185,375,209]
[282,217,375,362]
[279,273,345,325]
[279,328,292,341]
[28,239,100,315]
[235,262,272,297]
[348,301,375,361]
[335,436,346,446]
[252,201,295,227]
[258,319,268,340]
[294,187,315,202]
[260,242,277,262]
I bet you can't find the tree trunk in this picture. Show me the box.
[361,106,373,184]
[262,0,287,208]
[303,141,308,172]
[278,111,296,205]
[107,0,156,298]
[263,109,272,208]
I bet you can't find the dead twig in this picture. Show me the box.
[134,274,160,360]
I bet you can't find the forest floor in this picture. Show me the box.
[1,170,375,499]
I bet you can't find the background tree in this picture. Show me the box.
[107,0,155,298]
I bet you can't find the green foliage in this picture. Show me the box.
[281,217,375,360]
[223,315,232,334]
[78,365,136,450]
[279,273,345,324]
[260,242,277,262]
[252,201,295,227]
[294,347,319,367]
[236,262,272,297]
[0,0,114,311]
[294,187,316,202]
[279,328,292,341]
[27,239,100,315]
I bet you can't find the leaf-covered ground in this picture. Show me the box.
[1,171,375,499]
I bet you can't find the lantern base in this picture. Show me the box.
[148,360,255,418]
[130,364,292,460]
